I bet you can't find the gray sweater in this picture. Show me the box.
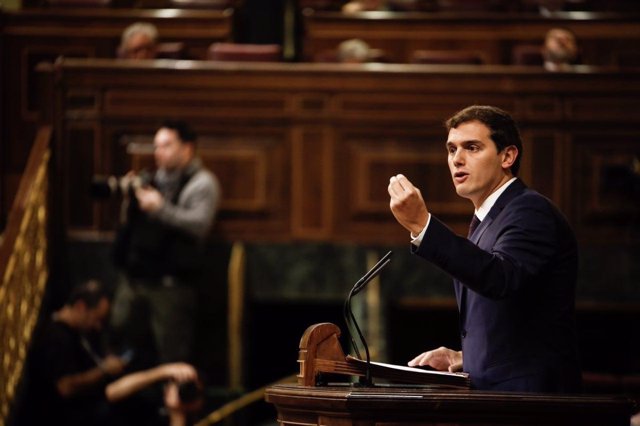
[151,158,221,240]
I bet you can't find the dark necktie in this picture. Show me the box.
[468,214,481,238]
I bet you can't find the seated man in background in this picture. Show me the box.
[118,22,159,59]
[20,280,203,425]
[542,27,579,71]
[342,0,388,12]
[24,280,127,426]
[337,39,372,63]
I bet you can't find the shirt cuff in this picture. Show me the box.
[410,213,431,246]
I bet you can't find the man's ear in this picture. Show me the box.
[501,145,518,171]
[184,142,196,158]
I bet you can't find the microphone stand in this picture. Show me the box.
[343,251,392,387]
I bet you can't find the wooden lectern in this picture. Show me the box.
[265,323,636,426]
[296,322,469,388]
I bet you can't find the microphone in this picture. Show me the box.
[343,251,393,360]
[343,250,392,386]
[352,251,392,296]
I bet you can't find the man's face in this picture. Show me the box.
[545,29,578,64]
[446,120,516,208]
[80,298,110,332]
[154,128,191,171]
[123,33,156,60]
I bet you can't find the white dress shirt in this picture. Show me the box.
[411,177,518,246]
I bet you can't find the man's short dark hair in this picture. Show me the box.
[67,280,108,308]
[445,105,523,176]
[161,120,197,146]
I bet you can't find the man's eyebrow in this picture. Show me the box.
[446,139,484,147]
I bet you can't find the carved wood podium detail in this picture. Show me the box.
[297,322,470,388]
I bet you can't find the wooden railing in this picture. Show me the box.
[302,10,640,65]
[0,126,51,426]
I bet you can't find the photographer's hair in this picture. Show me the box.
[445,105,523,176]
[161,120,197,146]
[66,279,108,308]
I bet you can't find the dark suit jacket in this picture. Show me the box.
[414,179,581,392]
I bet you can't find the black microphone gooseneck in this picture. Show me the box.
[342,251,391,360]
[343,251,392,360]
[343,251,393,386]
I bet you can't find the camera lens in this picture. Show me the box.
[177,380,201,403]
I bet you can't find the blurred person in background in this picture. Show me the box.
[24,280,127,426]
[342,0,389,12]
[118,22,159,59]
[543,27,579,71]
[106,362,203,426]
[337,38,372,63]
[110,121,220,369]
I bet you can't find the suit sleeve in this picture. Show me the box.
[414,195,560,299]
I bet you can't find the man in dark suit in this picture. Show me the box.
[387,105,581,392]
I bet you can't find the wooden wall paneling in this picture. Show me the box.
[199,136,272,213]
[21,45,97,121]
[0,8,234,225]
[569,21,640,66]
[0,8,233,69]
[519,129,565,207]
[38,60,640,245]
[291,126,334,239]
[1,9,233,59]
[204,130,292,241]
[565,95,640,122]
[103,89,289,120]
[281,93,337,239]
[302,11,640,65]
[1,44,96,223]
[520,96,564,122]
[516,95,566,205]
[65,89,101,116]
[303,13,514,63]
[64,123,100,230]
[569,131,640,243]
[333,91,520,127]
[333,128,471,242]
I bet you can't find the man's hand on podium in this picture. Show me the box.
[408,347,463,373]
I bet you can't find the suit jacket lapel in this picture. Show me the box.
[471,179,527,245]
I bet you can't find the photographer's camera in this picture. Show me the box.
[90,172,150,198]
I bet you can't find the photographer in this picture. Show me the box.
[110,121,220,367]
[164,374,205,426]
[106,362,203,426]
